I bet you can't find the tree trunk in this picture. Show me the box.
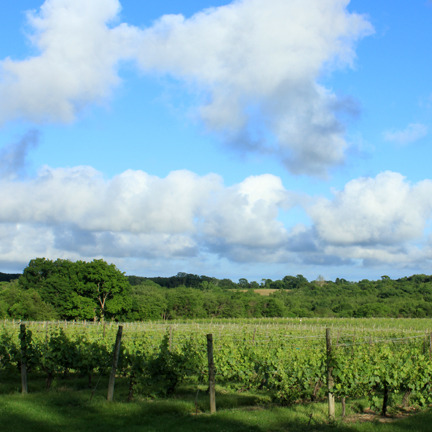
[46,372,54,390]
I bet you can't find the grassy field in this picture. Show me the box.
[232,289,280,296]
[1,382,431,432]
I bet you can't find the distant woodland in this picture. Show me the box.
[1,258,432,320]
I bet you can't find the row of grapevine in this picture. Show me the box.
[1,320,432,414]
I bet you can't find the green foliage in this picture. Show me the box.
[74,334,111,386]
[165,288,207,319]
[124,271,432,320]
[0,329,19,371]
[83,259,131,320]
[0,280,58,320]
[7,258,432,320]
[260,297,286,317]
[127,284,167,320]
[3,318,432,417]
[141,332,186,396]
[17,258,131,321]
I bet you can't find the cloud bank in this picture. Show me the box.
[1,166,432,274]
[0,0,373,175]
[0,166,294,267]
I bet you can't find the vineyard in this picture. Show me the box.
[1,318,432,418]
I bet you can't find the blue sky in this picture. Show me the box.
[0,0,432,283]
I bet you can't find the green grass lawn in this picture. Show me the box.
[2,392,432,432]
[1,375,431,432]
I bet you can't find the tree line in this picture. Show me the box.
[1,258,432,320]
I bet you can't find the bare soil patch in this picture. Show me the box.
[344,407,420,424]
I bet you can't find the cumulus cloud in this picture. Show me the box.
[2,166,432,273]
[0,0,373,175]
[200,174,292,251]
[135,0,373,175]
[0,0,139,123]
[0,166,297,267]
[0,167,219,233]
[383,123,428,145]
[310,172,432,250]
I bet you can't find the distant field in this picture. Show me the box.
[232,288,280,295]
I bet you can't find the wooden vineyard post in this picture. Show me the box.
[326,328,335,421]
[429,332,432,361]
[207,334,216,414]
[20,324,28,394]
[169,326,173,351]
[107,325,123,402]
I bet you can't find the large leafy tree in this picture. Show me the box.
[82,259,131,320]
[19,258,131,320]
[19,258,78,318]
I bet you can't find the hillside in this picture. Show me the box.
[0,272,21,282]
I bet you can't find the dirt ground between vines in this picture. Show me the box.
[344,407,420,423]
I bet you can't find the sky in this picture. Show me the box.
[0,0,432,283]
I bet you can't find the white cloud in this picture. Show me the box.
[135,0,373,175]
[310,171,432,247]
[0,0,139,123]
[383,123,428,145]
[322,244,423,267]
[0,166,220,233]
[201,174,292,250]
[2,166,432,273]
[0,166,296,267]
[0,0,373,175]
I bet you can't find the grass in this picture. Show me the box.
[2,391,432,432]
[1,374,432,432]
